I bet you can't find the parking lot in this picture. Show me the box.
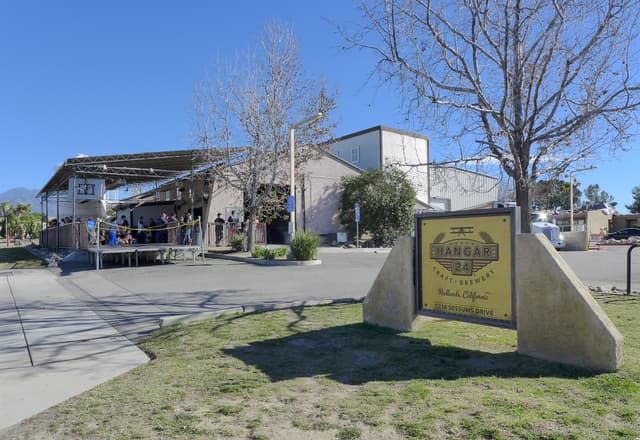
[560,245,640,292]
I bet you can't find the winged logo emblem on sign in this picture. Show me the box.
[430,227,499,276]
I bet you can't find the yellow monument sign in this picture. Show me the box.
[416,209,516,328]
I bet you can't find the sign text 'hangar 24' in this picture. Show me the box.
[416,208,518,329]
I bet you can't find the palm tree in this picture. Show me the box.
[11,203,31,239]
[0,201,12,238]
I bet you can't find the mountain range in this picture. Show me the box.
[0,188,42,212]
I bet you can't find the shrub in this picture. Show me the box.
[290,231,319,260]
[251,246,266,258]
[229,234,248,252]
[251,246,288,260]
[274,247,288,258]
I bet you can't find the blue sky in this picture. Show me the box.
[1,1,638,211]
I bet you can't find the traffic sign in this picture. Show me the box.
[287,196,295,213]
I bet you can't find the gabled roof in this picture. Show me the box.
[331,125,430,143]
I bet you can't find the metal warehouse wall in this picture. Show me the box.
[429,167,498,211]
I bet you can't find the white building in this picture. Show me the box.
[330,126,497,211]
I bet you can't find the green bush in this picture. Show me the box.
[274,247,288,258]
[229,234,248,252]
[251,246,287,260]
[290,231,319,260]
[251,246,266,258]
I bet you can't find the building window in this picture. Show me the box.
[351,146,360,163]
[77,183,95,196]
[165,190,171,201]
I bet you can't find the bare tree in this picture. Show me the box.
[343,0,640,231]
[192,21,335,249]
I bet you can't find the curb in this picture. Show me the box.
[597,242,640,246]
[206,253,321,266]
[158,297,366,328]
[318,247,391,254]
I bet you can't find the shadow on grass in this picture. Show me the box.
[224,321,597,384]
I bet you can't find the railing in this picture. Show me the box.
[206,221,267,247]
[96,220,201,246]
[40,220,267,250]
[627,244,639,295]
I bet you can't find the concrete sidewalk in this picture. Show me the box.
[0,252,386,431]
[0,269,149,431]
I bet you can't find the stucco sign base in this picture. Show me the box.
[516,234,623,372]
[363,237,427,332]
[363,234,623,372]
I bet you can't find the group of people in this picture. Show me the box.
[213,210,244,246]
[93,212,198,246]
[48,216,77,227]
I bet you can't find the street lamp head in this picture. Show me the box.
[292,111,324,129]
[570,165,597,175]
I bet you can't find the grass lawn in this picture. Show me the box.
[0,246,45,269]
[4,295,640,439]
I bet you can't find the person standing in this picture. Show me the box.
[119,215,129,243]
[158,213,169,243]
[108,218,118,246]
[137,216,145,244]
[168,213,178,244]
[87,217,96,245]
[214,213,225,246]
[228,210,240,238]
[183,212,193,245]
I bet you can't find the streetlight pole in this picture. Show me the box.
[289,111,323,239]
[569,166,596,232]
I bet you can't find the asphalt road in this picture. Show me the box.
[59,248,390,340]
[559,245,640,292]
[56,244,640,340]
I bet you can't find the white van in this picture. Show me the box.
[531,222,566,250]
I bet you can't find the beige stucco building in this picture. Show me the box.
[38,126,502,248]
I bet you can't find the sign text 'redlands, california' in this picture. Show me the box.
[416,210,516,328]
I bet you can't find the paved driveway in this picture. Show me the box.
[0,269,148,431]
[56,245,640,340]
[58,249,389,340]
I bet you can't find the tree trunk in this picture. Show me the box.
[515,178,531,233]
[247,209,257,252]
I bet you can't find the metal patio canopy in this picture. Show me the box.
[37,148,224,196]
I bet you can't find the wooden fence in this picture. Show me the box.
[205,222,266,247]
[40,223,89,250]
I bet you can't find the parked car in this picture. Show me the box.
[605,227,640,240]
